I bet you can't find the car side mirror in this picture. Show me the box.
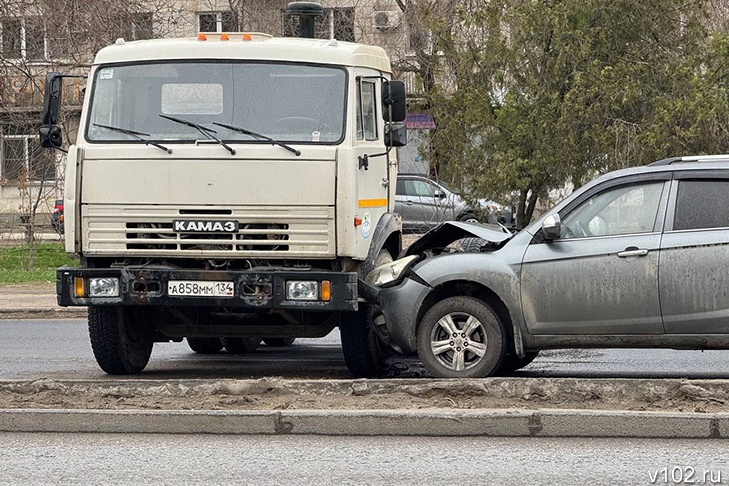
[382,80,406,123]
[433,189,446,198]
[542,214,561,241]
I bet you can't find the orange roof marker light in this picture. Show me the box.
[242,33,252,41]
[197,33,207,41]
[220,33,230,41]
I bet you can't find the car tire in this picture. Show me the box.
[499,351,540,374]
[187,337,224,354]
[263,337,296,347]
[222,337,261,354]
[461,237,486,253]
[458,213,479,223]
[417,296,506,378]
[341,249,392,378]
[88,306,154,375]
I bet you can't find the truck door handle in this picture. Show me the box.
[617,247,649,258]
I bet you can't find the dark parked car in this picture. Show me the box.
[368,156,729,378]
[51,199,64,234]
[395,174,512,231]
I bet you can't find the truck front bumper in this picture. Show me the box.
[57,266,359,311]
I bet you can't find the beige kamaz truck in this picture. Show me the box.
[39,3,407,376]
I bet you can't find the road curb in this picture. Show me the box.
[0,308,87,319]
[0,408,725,438]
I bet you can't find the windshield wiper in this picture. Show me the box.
[212,122,301,156]
[92,123,171,154]
[158,114,236,155]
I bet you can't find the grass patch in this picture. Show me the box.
[0,243,78,284]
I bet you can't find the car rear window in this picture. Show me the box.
[674,180,729,231]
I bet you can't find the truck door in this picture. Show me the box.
[355,75,390,245]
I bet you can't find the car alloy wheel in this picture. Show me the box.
[417,296,505,378]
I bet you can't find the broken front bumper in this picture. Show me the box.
[56,266,359,311]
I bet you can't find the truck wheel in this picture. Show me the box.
[417,296,505,378]
[88,306,154,375]
[341,249,392,378]
[499,351,540,374]
[187,337,224,354]
[222,338,261,354]
[263,338,296,347]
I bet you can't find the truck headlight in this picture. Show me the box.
[365,255,419,287]
[286,281,318,300]
[89,277,120,297]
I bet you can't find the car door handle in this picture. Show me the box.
[617,247,649,258]
[405,201,414,205]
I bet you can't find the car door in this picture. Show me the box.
[660,173,729,333]
[521,175,671,335]
[403,179,440,228]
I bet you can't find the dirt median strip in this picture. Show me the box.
[0,377,727,414]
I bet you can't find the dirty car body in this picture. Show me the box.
[372,157,729,378]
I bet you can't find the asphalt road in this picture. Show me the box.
[3,318,729,380]
[1,433,727,485]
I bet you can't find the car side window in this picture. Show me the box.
[404,180,436,197]
[673,180,729,231]
[396,179,406,195]
[561,181,664,239]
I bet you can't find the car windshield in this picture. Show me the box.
[86,62,346,144]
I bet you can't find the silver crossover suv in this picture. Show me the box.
[395,173,512,231]
[368,156,729,378]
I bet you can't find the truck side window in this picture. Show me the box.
[357,80,378,141]
[674,180,729,231]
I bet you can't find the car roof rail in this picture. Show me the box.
[648,155,729,166]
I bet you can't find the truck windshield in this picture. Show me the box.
[86,62,347,144]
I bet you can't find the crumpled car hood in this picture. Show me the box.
[402,221,514,257]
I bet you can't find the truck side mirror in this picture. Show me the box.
[40,125,63,148]
[385,122,407,147]
[40,72,64,148]
[382,80,406,123]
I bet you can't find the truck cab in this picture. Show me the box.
[40,14,407,376]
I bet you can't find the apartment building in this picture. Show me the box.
[0,0,428,224]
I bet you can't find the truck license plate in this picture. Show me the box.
[168,280,235,297]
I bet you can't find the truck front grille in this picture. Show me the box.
[82,205,334,258]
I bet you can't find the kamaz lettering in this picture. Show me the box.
[173,220,238,233]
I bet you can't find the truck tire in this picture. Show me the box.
[341,250,392,378]
[263,338,296,347]
[88,306,154,375]
[187,337,224,354]
[417,296,506,378]
[222,337,261,354]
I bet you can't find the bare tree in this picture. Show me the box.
[0,0,179,263]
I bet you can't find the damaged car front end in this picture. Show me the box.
[365,221,525,375]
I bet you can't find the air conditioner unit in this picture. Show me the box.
[372,11,401,30]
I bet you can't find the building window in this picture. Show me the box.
[283,8,354,42]
[1,16,68,60]
[197,11,237,33]
[1,135,55,184]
